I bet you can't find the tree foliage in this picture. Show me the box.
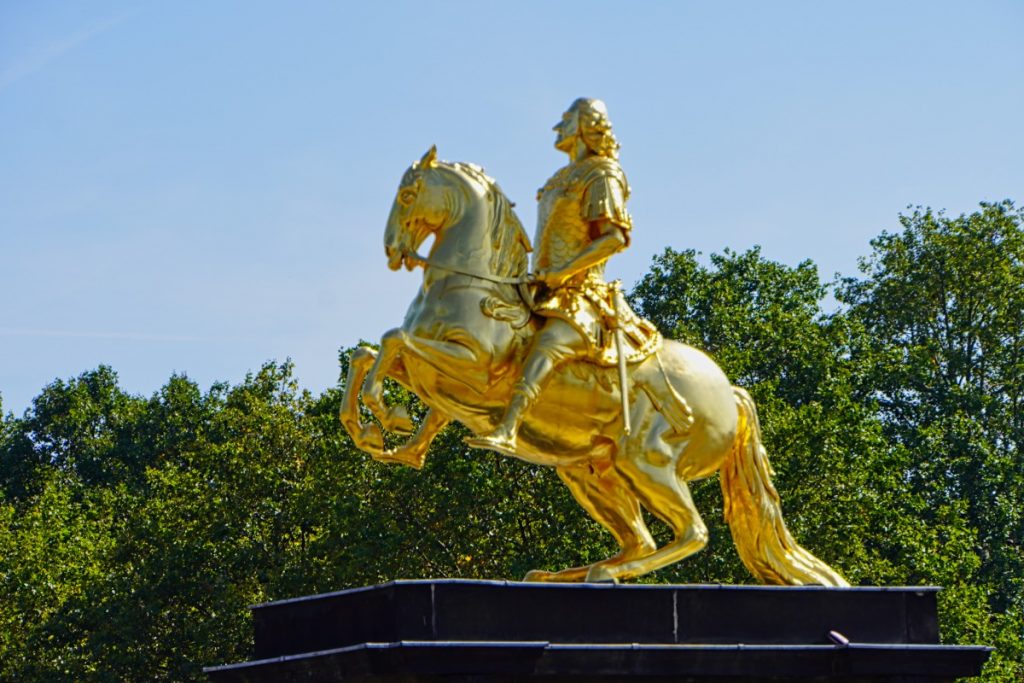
[839,202,1024,611]
[0,201,1021,680]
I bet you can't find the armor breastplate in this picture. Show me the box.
[534,161,604,285]
[530,155,660,367]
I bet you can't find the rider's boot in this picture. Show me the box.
[465,355,554,457]
[465,383,538,456]
[467,320,583,456]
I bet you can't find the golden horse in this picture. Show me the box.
[339,147,847,586]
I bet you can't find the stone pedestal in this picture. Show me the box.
[205,579,990,682]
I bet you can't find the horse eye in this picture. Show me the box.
[399,189,417,206]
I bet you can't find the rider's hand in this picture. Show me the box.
[535,269,567,288]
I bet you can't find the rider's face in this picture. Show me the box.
[553,108,579,153]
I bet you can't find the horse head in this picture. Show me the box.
[384,145,455,271]
[384,146,531,279]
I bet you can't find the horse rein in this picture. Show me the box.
[409,251,532,285]
[409,251,537,311]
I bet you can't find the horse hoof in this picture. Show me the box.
[357,424,385,453]
[464,434,519,457]
[585,565,619,584]
[374,448,425,470]
[385,406,415,436]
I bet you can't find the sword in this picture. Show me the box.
[611,280,631,436]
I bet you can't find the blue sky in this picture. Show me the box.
[2,1,1022,415]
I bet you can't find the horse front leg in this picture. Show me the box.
[374,409,450,469]
[362,328,416,435]
[339,345,385,455]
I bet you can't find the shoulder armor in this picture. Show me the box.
[576,156,630,199]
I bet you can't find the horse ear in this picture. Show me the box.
[418,145,438,168]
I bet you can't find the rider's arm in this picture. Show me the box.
[541,221,626,286]
[540,173,631,287]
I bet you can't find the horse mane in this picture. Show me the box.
[447,162,532,280]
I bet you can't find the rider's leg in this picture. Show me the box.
[467,318,586,451]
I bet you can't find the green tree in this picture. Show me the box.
[839,201,1024,677]
[0,366,149,499]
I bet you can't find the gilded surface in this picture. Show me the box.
[339,99,847,586]
[533,153,660,366]
[535,154,629,279]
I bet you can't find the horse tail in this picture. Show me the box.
[721,387,849,587]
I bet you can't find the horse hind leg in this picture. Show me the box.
[586,432,709,583]
[525,462,657,583]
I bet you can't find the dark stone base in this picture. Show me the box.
[205,580,990,682]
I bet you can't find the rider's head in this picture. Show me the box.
[554,98,619,160]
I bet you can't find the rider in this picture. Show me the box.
[467,98,660,457]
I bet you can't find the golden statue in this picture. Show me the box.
[466,98,661,456]
[340,98,847,586]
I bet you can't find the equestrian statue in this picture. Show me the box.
[339,98,848,586]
